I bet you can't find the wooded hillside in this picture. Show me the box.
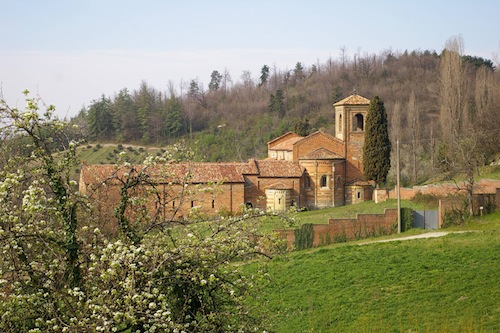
[73,40,499,186]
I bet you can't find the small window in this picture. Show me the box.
[212,200,215,209]
[172,201,175,208]
[357,192,361,199]
[321,175,328,188]
[338,114,342,132]
[191,200,194,208]
[353,114,364,131]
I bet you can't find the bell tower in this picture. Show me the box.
[333,93,370,184]
[334,92,370,142]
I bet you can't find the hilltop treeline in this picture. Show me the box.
[73,43,499,185]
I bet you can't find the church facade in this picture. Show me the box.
[79,94,373,221]
[265,93,372,209]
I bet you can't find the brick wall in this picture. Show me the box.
[377,180,500,215]
[346,132,364,182]
[244,175,301,210]
[276,209,397,248]
[293,132,345,161]
[87,181,246,236]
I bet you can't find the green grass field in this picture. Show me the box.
[244,216,500,332]
[258,199,436,234]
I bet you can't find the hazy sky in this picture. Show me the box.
[1,0,499,117]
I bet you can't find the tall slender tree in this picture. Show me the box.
[87,95,113,140]
[208,70,222,91]
[363,96,391,187]
[259,65,270,87]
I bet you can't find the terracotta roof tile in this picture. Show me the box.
[80,162,247,185]
[333,94,370,106]
[267,182,293,190]
[269,136,304,151]
[237,159,259,175]
[255,160,303,178]
[267,132,303,146]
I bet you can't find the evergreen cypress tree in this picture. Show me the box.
[363,96,391,187]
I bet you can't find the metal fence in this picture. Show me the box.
[413,210,439,230]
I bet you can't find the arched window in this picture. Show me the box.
[353,113,364,131]
[320,175,328,188]
[305,176,311,189]
[338,114,343,132]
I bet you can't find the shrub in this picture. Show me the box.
[442,199,470,227]
[400,207,414,232]
[411,192,440,208]
[294,223,314,250]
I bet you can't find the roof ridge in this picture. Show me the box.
[295,131,339,145]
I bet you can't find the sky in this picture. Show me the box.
[1,0,499,118]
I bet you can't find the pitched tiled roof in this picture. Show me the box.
[267,182,293,190]
[269,136,304,151]
[238,159,259,175]
[163,163,246,183]
[299,148,344,160]
[333,94,370,106]
[267,132,303,147]
[255,160,303,178]
[346,179,373,186]
[294,130,343,146]
[80,163,126,185]
[80,162,247,185]
[80,158,305,188]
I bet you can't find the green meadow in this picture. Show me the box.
[244,214,500,333]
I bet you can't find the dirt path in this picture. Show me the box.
[358,231,474,245]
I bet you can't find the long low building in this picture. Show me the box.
[79,94,374,224]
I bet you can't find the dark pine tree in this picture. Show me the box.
[363,96,391,187]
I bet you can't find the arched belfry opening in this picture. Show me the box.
[353,113,364,131]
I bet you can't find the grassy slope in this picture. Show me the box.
[78,143,499,331]
[245,215,499,332]
[259,199,435,234]
[72,143,164,179]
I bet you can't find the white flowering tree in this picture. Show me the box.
[0,92,281,332]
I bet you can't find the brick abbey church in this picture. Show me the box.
[79,94,374,220]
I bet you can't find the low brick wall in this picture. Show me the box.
[381,180,500,202]
[277,209,397,249]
